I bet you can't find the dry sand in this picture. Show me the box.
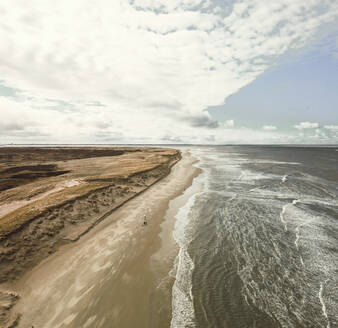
[7,150,200,327]
[0,146,182,327]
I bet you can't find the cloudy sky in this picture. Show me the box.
[1,0,338,144]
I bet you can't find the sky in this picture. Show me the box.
[0,0,338,144]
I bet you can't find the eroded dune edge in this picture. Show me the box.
[0,146,181,327]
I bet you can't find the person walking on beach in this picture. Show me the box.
[143,214,147,226]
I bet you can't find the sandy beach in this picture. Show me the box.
[1,149,200,327]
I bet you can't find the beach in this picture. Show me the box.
[2,145,336,328]
[0,147,200,327]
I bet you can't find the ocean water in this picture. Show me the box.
[171,146,338,328]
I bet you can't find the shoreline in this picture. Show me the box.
[7,150,200,327]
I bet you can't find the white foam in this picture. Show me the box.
[171,247,196,328]
[318,281,331,328]
[189,147,337,327]
[290,198,311,268]
[171,193,198,328]
[294,226,300,250]
[301,197,336,207]
[170,155,206,328]
[280,204,288,232]
[293,199,301,251]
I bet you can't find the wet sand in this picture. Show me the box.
[12,151,200,328]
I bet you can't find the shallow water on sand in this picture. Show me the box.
[171,146,338,328]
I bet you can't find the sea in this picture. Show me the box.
[171,146,338,328]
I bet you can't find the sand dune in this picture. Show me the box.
[0,146,181,327]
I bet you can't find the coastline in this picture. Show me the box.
[6,150,200,327]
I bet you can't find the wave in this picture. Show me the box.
[170,156,206,328]
[169,147,338,328]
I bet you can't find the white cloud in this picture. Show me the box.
[1,95,336,144]
[294,122,319,130]
[324,125,338,130]
[224,120,234,127]
[0,1,337,143]
[262,125,277,131]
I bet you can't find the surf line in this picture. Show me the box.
[280,198,300,233]
[293,199,301,250]
[294,226,304,266]
[292,199,308,267]
[279,204,288,231]
[294,226,300,250]
[318,280,331,328]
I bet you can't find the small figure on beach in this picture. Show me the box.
[143,214,147,226]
